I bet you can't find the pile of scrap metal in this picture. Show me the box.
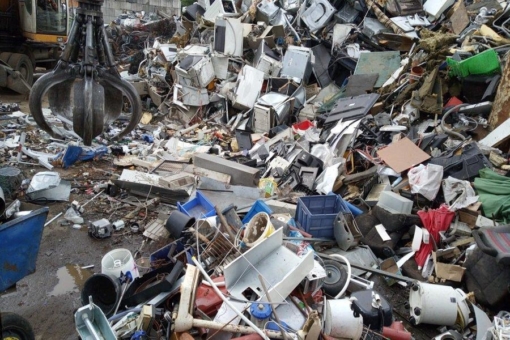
[4,0,510,336]
[106,11,177,60]
[74,185,510,340]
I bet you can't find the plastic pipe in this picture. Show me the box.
[329,254,352,299]
[191,257,270,340]
[344,201,363,217]
[201,280,226,287]
[108,308,142,322]
[441,104,470,141]
[191,319,284,338]
[284,15,301,43]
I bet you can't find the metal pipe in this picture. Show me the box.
[258,275,288,340]
[283,237,335,242]
[82,190,104,208]
[62,19,79,62]
[101,24,116,67]
[45,190,103,227]
[192,319,284,338]
[44,212,63,227]
[82,314,102,340]
[441,104,470,141]
[0,187,5,217]
[318,252,417,283]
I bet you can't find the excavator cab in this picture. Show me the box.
[18,0,70,43]
[0,0,71,93]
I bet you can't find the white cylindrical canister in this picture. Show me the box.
[324,299,364,339]
[409,282,458,326]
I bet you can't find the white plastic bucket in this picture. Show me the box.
[324,299,363,339]
[242,212,275,247]
[101,248,140,279]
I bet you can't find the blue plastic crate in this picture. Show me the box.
[295,195,349,238]
[178,190,216,218]
[242,200,273,224]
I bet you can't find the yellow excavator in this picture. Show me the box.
[0,0,73,93]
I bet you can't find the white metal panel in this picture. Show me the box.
[224,228,314,303]
[232,65,265,110]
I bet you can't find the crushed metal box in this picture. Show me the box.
[175,55,215,88]
[301,0,336,32]
[214,17,243,57]
[281,45,313,83]
[253,40,282,79]
[252,92,293,133]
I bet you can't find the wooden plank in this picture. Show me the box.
[480,117,510,147]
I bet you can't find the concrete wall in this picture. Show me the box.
[102,0,181,24]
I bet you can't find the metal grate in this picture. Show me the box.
[201,231,241,275]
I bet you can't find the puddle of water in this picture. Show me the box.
[48,264,93,296]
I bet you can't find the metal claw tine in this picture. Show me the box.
[29,67,76,139]
[101,72,143,141]
[29,0,142,145]
[48,78,75,120]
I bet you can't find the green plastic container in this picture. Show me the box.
[447,49,500,78]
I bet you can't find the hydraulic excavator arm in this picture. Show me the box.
[29,0,142,145]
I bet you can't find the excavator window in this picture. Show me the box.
[36,0,67,34]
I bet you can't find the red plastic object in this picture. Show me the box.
[293,287,323,305]
[445,96,463,108]
[415,205,455,267]
[382,321,412,340]
[292,120,315,131]
[195,276,227,317]
[322,335,337,340]
[288,225,313,238]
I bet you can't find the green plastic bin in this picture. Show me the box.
[447,49,500,78]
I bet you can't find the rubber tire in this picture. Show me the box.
[322,259,348,297]
[1,312,35,340]
[0,52,11,64]
[7,53,34,85]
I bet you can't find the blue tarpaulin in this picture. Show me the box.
[56,144,108,168]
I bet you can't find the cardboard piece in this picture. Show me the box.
[377,137,431,173]
[433,252,465,282]
[450,237,474,248]
[380,257,402,286]
[458,202,482,228]
[450,1,470,35]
